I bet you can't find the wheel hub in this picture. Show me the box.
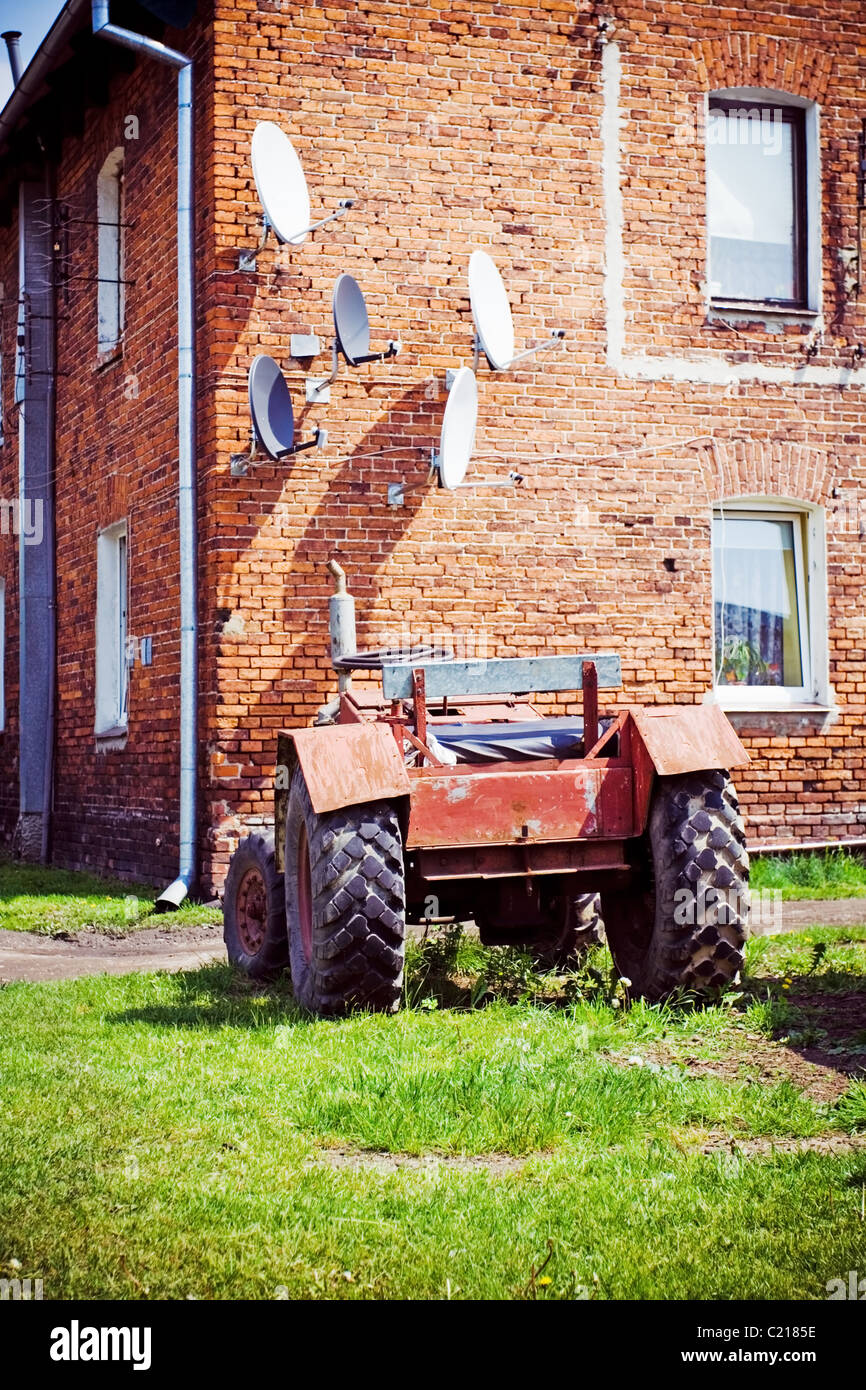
[236,867,268,956]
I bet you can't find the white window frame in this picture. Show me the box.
[97,148,125,355]
[704,88,821,315]
[711,498,829,710]
[95,521,129,734]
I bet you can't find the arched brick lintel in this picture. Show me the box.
[696,439,830,506]
[697,35,834,104]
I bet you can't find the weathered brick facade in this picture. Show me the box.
[1,0,864,894]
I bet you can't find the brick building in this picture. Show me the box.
[0,0,863,900]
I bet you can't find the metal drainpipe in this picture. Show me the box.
[91,1,198,908]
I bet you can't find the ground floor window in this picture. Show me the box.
[95,521,128,734]
[712,503,825,706]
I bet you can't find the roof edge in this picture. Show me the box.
[0,0,91,156]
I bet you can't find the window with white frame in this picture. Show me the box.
[712,502,827,707]
[95,522,129,734]
[706,91,819,309]
[97,148,125,354]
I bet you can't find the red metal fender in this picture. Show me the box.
[627,703,750,776]
[274,724,411,872]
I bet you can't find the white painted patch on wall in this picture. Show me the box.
[600,42,866,390]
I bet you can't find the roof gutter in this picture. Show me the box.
[91,0,199,910]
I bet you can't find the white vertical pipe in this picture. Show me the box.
[92,2,197,907]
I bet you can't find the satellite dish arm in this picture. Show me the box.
[508,329,566,366]
[297,198,356,240]
[347,340,402,366]
[275,426,325,459]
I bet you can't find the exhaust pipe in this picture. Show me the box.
[2,31,22,87]
[326,559,356,692]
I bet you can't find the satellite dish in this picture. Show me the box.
[307,273,402,402]
[436,366,477,490]
[251,122,311,246]
[248,355,323,461]
[243,121,356,267]
[333,273,372,365]
[333,273,402,368]
[385,365,522,507]
[468,249,565,372]
[469,250,515,371]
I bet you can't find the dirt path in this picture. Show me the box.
[769,898,866,930]
[0,922,225,983]
[0,897,863,985]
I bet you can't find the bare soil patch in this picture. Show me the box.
[0,922,224,983]
[308,1148,530,1176]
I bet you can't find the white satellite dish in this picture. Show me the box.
[468,249,565,372]
[436,365,477,489]
[242,121,355,267]
[386,366,522,505]
[251,122,312,246]
[307,273,402,403]
[246,354,325,462]
[469,251,515,371]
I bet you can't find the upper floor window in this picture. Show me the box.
[706,96,814,309]
[97,148,125,355]
[712,502,827,708]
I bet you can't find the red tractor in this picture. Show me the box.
[224,563,750,1014]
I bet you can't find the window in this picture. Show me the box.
[712,503,827,707]
[706,97,812,307]
[95,522,129,734]
[97,148,125,354]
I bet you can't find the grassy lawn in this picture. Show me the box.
[751,848,866,900]
[0,926,864,1300]
[0,855,220,935]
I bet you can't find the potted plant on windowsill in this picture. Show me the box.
[719,637,774,687]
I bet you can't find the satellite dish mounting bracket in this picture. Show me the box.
[387,454,524,507]
[308,329,402,404]
[232,426,326,476]
[238,201,356,271]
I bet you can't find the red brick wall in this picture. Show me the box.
[200,0,866,889]
[2,0,864,894]
[0,13,214,882]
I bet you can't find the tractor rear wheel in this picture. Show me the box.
[223,832,288,979]
[284,769,406,1016]
[602,770,749,1002]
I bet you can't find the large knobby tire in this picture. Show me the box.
[223,832,288,979]
[284,770,406,1016]
[530,892,606,971]
[602,769,749,1002]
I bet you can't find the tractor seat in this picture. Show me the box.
[429,717,609,764]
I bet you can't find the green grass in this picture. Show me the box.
[0,854,220,935]
[1,926,864,1299]
[751,848,866,900]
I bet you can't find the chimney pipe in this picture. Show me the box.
[2,31,22,87]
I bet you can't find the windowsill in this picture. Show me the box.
[710,702,839,735]
[94,345,124,373]
[707,300,819,326]
[95,723,128,747]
